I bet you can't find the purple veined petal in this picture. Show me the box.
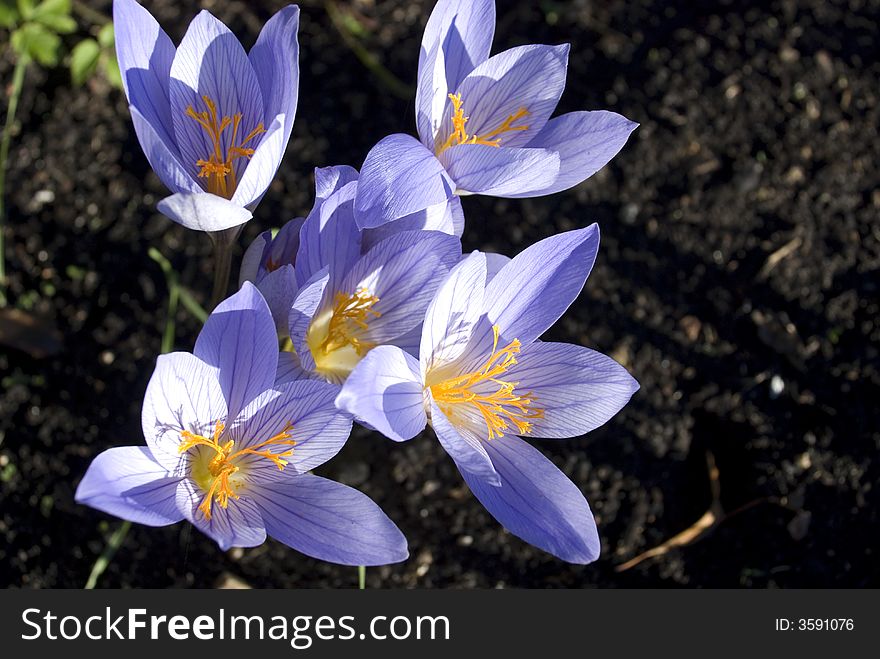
[479,224,600,348]
[388,321,422,357]
[361,195,463,252]
[275,350,312,387]
[75,446,183,526]
[459,434,600,563]
[130,106,201,196]
[227,379,351,475]
[420,251,487,376]
[445,44,569,151]
[415,36,446,151]
[156,192,252,231]
[269,217,305,269]
[141,352,227,472]
[314,164,359,203]
[484,251,510,284]
[248,5,299,145]
[239,229,272,285]
[338,230,462,345]
[251,474,408,566]
[417,0,496,146]
[177,479,266,550]
[511,341,639,438]
[442,144,560,196]
[294,181,362,289]
[430,399,500,486]
[288,269,329,373]
[193,282,279,421]
[256,264,298,336]
[230,114,286,208]
[169,10,265,188]
[113,0,177,147]
[355,134,455,228]
[335,345,427,442]
[520,110,639,196]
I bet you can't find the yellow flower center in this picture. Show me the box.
[185,95,266,198]
[435,93,530,156]
[178,420,295,520]
[306,289,382,383]
[428,325,544,439]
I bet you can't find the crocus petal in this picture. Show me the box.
[169,10,265,186]
[512,342,639,438]
[459,434,600,563]
[248,5,299,143]
[275,351,311,387]
[361,195,463,252]
[417,0,495,146]
[251,474,408,565]
[141,352,226,472]
[193,282,278,421]
[339,230,462,344]
[129,106,201,195]
[256,264,298,336]
[113,0,176,146]
[335,345,426,442]
[420,251,486,375]
[230,114,286,208]
[157,192,252,231]
[430,400,499,486]
[481,225,600,347]
[288,270,329,373]
[449,44,569,149]
[314,164,360,203]
[177,480,266,550]
[239,230,271,285]
[442,144,560,196]
[520,110,639,196]
[75,446,183,526]
[484,251,510,284]
[228,380,352,474]
[355,134,455,228]
[294,181,362,288]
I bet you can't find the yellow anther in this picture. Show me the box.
[435,93,530,156]
[429,325,543,439]
[185,95,266,198]
[178,420,295,519]
[322,289,382,357]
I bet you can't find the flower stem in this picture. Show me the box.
[0,55,30,308]
[84,520,131,589]
[358,565,366,589]
[210,237,234,310]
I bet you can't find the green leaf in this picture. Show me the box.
[16,0,33,20]
[97,22,114,48]
[70,38,100,85]
[11,22,60,66]
[32,12,76,33]
[0,1,20,29]
[32,0,68,17]
[31,0,74,33]
[102,52,122,89]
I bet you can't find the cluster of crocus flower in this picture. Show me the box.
[77,0,640,568]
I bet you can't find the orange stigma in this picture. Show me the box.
[185,95,266,198]
[322,289,382,356]
[178,420,295,519]
[435,93,530,156]
[429,325,543,439]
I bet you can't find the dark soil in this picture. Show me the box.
[1,0,878,588]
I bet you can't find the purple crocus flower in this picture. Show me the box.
[354,0,638,229]
[336,226,639,563]
[285,225,462,385]
[75,283,407,564]
[240,164,464,345]
[114,0,299,232]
